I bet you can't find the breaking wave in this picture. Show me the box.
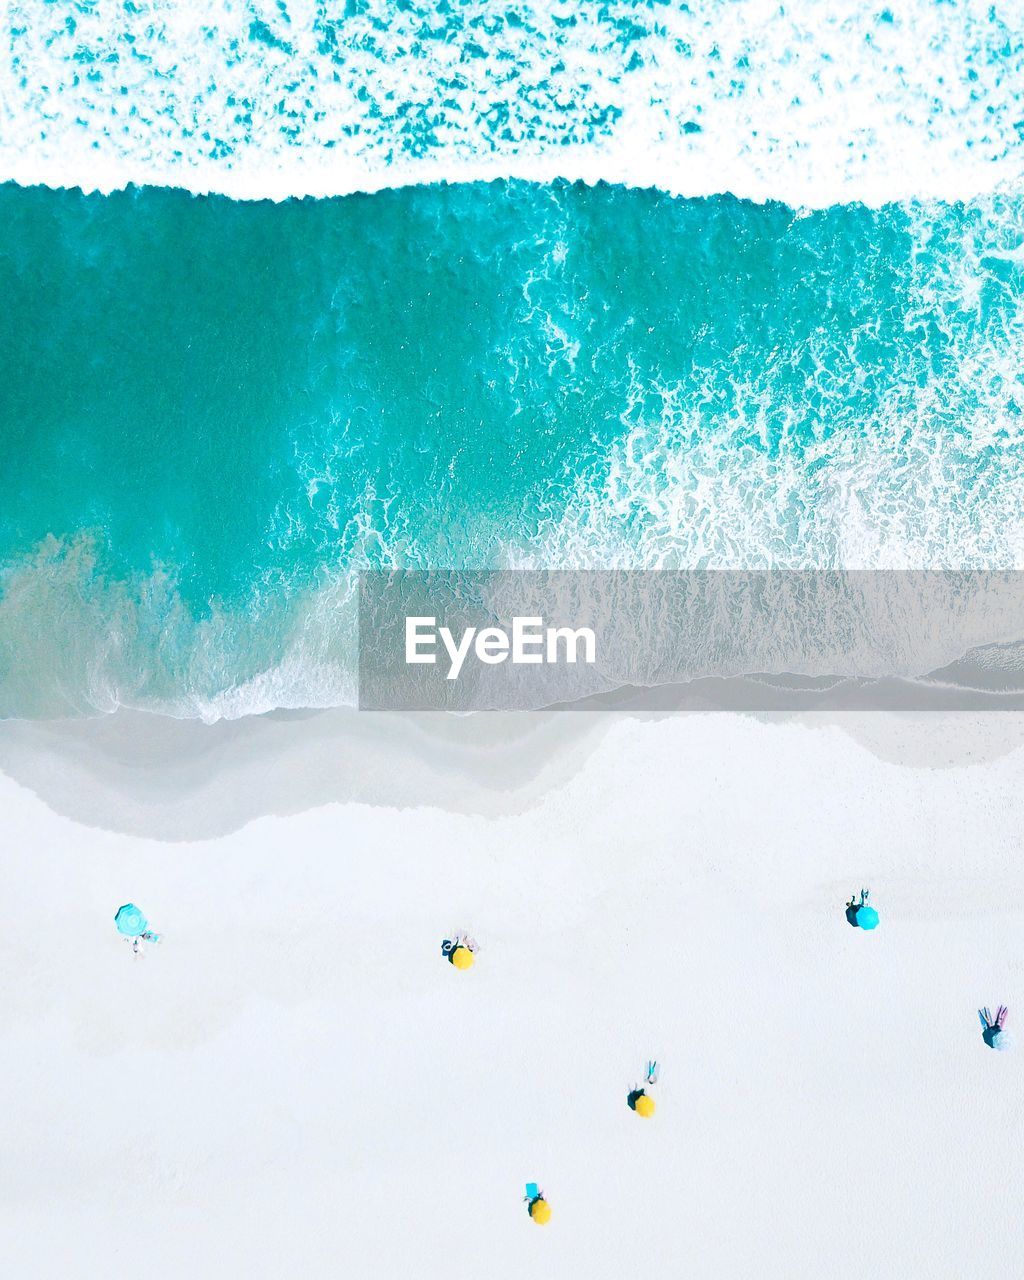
[3,0,1024,206]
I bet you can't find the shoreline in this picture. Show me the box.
[4,705,1024,841]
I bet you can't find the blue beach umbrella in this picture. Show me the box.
[856,905,879,930]
[115,903,148,937]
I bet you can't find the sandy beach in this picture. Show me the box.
[4,1,1024,1273]
[1,709,1020,1278]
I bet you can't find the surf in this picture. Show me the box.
[3,0,1023,208]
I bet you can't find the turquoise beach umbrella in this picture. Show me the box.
[856,905,879,930]
[115,903,148,937]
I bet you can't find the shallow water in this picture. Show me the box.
[2,180,1024,716]
[4,0,1024,718]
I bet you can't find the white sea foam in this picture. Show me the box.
[504,363,1024,573]
[0,534,360,720]
[3,0,1023,206]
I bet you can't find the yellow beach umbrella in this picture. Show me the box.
[530,1198,551,1224]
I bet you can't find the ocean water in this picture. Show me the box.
[3,180,1024,717]
[2,3,1024,718]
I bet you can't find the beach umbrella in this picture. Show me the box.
[856,905,879,930]
[115,904,148,937]
[529,1199,551,1224]
[980,1006,1011,1049]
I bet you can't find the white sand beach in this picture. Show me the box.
[0,709,1021,1278]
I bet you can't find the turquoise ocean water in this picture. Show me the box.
[2,3,1024,717]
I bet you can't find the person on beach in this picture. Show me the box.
[626,1059,659,1115]
[979,1006,1012,1051]
[846,888,879,930]
[115,903,160,955]
[441,933,477,970]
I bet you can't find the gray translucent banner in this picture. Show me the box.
[358,571,1024,711]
